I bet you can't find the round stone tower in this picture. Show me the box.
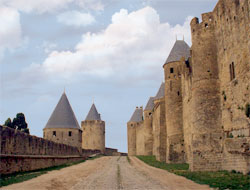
[127,107,143,156]
[81,104,105,153]
[189,15,223,171]
[43,92,82,149]
[143,97,154,155]
[163,40,190,163]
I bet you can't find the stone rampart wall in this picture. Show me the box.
[0,126,100,174]
[105,147,118,156]
[0,126,81,156]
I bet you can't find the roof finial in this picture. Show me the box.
[64,86,65,94]
[183,35,184,41]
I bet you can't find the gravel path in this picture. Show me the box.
[2,156,212,190]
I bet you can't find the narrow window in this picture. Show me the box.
[170,68,174,73]
[69,131,72,137]
[53,131,56,136]
[232,62,235,79]
[205,23,208,27]
[177,91,180,96]
[170,81,172,91]
[229,64,233,81]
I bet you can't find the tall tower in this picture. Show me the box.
[43,92,82,149]
[189,14,223,171]
[152,83,166,162]
[81,104,105,153]
[127,107,143,156]
[163,40,190,163]
[144,97,154,155]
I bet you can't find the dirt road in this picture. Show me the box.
[2,156,211,190]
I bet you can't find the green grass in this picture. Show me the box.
[0,155,102,187]
[137,156,250,190]
[137,155,188,171]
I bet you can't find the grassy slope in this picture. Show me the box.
[137,156,250,190]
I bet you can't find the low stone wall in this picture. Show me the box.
[0,155,85,174]
[105,147,118,156]
[0,126,100,175]
[0,126,81,156]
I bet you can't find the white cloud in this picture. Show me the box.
[0,0,104,13]
[0,0,72,13]
[42,41,58,54]
[0,6,22,61]
[57,11,95,27]
[24,6,192,84]
[76,0,104,11]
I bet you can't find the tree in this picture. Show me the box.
[4,113,30,134]
[4,118,13,129]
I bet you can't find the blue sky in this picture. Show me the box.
[0,0,218,153]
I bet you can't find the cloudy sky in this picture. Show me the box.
[0,0,218,152]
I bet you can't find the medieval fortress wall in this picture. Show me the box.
[1,94,108,175]
[128,0,250,174]
[0,126,100,174]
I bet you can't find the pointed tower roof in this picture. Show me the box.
[165,40,190,64]
[129,107,143,122]
[45,92,80,129]
[154,82,165,100]
[85,104,101,121]
[144,97,154,111]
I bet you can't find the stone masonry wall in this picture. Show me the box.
[127,0,249,174]
[136,122,145,155]
[222,137,250,174]
[187,0,249,172]
[213,0,250,136]
[1,126,81,156]
[164,60,185,163]
[152,98,166,162]
[43,128,82,149]
[190,13,224,171]
[81,120,105,153]
[143,110,153,155]
[181,62,193,164]
[0,126,100,174]
[105,147,118,156]
[127,122,137,156]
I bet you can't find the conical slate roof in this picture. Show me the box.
[85,104,101,121]
[145,97,154,111]
[165,40,190,64]
[154,82,165,100]
[129,107,143,122]
[45,92,80,129]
